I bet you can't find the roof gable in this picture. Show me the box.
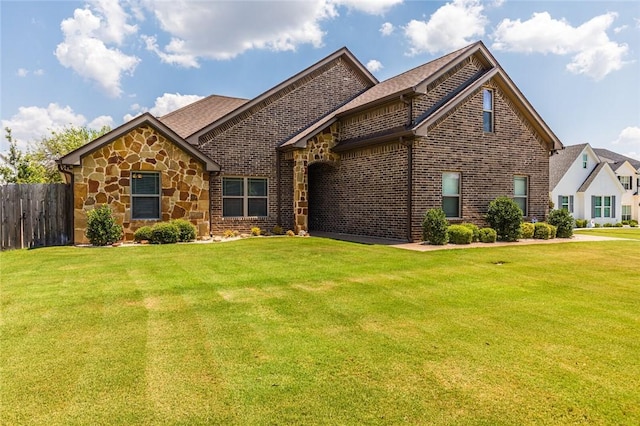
[577,162,625,193]
[187,47,378,145]
[593,148,640,170]
[549,143,590,190]
[59,113,220,172]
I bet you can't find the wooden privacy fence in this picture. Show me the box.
[1,184,72,250]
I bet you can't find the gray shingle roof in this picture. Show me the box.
[577,162,607,192]
[158,94,248,139]
[593,148,640,170]
[334,43,479,116]
[549,143,588,190]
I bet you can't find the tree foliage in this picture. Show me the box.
[485,196,523,242]
[1,125,110,184]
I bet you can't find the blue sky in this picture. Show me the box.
[1,0,639,159]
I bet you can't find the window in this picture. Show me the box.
[222,177,268,217]
[582,154,588,169]
[622,205,631,221]
[619,176,631,190]
[442,172,461,217]
[131,172,161,219]
[591,195,615,218]
[559,195,574,213]
[482,89,493,132]
[514,176,528,216]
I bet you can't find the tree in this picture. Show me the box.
[1,125,110,184]
[32,125,111,182]
[0,128,46,183]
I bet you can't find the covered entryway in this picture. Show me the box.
[308,162,339,232]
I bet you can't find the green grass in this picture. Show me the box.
[2,238,639,425]
[574,227,640,240]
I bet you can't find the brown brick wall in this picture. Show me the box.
[410,82,550,240]
[199,58,371,235]
[309,143,409,240]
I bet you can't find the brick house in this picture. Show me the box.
[59,41,563,243]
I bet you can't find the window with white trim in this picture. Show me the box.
[622,205,631,221]
[131,172,161,219]
[582,154,588,169]
[514,176,528,216]
[619,176,631,190]
[559,195,574,213]
[592,195,614,218]
[482,89,493,133]
[442,172,461,218]
[222,177,268,217]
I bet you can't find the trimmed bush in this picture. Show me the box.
[615,222,623,227]
[150,222,179,244]
[630,220,638,228]
[448,225,473,244]
[533,222,551,240]
[485,196,523,242]
[422,208,449,245]
[548,224,557,239]
[272,225,284,235]
[520,222,535,239]
[603,223,613,228]
[251,227,262,236]
[461,222,480,242]
[86,205,123,246]
[133,226,153,242]
[575,219,587,228]
[547,209,574,238]
[171,219,197,242]
[478,227,497,243]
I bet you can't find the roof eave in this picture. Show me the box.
[332,129,415,153]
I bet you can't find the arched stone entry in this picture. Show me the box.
[291,125,339,232]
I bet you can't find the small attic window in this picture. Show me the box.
[582,154,588,169]
[482,89,493,133]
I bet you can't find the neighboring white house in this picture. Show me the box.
[550,144,640,225]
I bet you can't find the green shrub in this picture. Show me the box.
[547,209,574,238]
[447,225,473,244]
[461,222,480,242]
[575,219,587,228]
[478,227,497,243]
[272,225,284,235]
[150,222,179,244]
[485,197,523,242]
[621,220,630,225]
[614,222,623,228]
[603,223,613,228]
[533,222,550,240]
[630,220,638,227]
[594,223,601,228]
[520,222,535,239]
[86,205,123,246]
[133,226,153,242]
[251,227,262,236]
[548,223,557,239]
[422,208,449,245]
[171,219,197,242]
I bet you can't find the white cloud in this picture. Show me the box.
[141,35,199,68]
[17,68,28,77]
[140,0,335,63]
[88,115,114,130]
[366,59,383,72]
[55,3,140,97]
[614,25,628,34]
[403,0,487,55]
[380,22,394,36]
[336,0,403,15]
[492,12,630,80]
[33,69,45,76]
[123,93,204,122]
[0,104,108,150]
[612,126,640,147]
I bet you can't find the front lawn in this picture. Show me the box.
[1,238,639,424]
[574,227,640,240]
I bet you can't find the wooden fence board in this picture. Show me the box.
[0,184,72,250]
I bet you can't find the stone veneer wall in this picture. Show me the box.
[72,125,210,243]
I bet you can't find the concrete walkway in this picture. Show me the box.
[311,230,628,252]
